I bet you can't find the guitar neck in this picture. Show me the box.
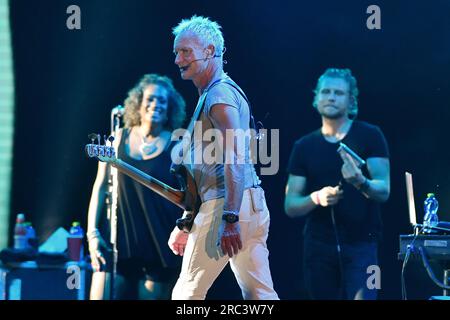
[112,159,186,210]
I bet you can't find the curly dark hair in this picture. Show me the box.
[123,74,186,130]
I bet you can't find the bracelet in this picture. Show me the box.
[357,177,370,193]
[87,229,100,242]
[223,209,239,215]
[311,191,320,206]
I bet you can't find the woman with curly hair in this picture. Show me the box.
[87,74,186,299]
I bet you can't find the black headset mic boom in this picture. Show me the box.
[182,55,222,69]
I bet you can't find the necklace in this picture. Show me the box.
[137,128,168,157]
[139,135,160,156]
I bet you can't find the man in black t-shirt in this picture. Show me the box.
[285,68,390,300]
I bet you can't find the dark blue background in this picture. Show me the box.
[9,0,450,299]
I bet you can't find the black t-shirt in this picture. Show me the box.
[287,120,389,243]
[116,129,182,269]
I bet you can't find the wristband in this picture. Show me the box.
[311,191,320,206]
[357,177,370,193]
[222,210,239,223]
[87,229,100,242]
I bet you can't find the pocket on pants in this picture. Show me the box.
[249,187,271,243]
[249,187,267,214]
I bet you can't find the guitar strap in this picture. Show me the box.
[214,79,257,131]
[175,78,223,164]
[177,78,260,188]
[212,79,261,188]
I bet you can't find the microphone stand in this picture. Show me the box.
[105,105,123,299]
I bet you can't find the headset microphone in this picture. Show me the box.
[180,54,223,70]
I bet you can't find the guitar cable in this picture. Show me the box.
[418,242,450,291]
[401,226,424,300]
[401,227,421,300]
[330,204,346,299]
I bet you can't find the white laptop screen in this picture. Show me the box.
[405,172,417,226]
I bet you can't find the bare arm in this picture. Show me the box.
[209,103,244,257]
[86,161,110,271]
[87,161,108,234]
[341,154,390,202]
[284,175,343,218]
[284,175,315,218]
[361,157,390,202]
[209,104,245,213]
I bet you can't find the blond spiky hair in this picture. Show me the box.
[172,15,225,56]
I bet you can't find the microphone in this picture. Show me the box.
[337,142,366,168]
[180,54,223,71]
[111,105,125,116]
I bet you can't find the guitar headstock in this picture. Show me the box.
[85,133,117,163]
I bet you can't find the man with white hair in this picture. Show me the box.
[168,15,279,300]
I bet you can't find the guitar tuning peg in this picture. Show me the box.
[103,135,108,145]
[97,134,101,145]
[88,133,98,144]
[108,135,115,146]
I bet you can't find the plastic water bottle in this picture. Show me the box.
[68,221,84,261]
[13,213,27,250]
[423,193,439,233]
[24,222,37,250]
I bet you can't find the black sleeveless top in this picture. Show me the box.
[116,128,182,268]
